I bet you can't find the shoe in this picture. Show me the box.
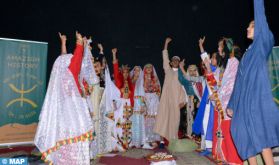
[199,150,211,156]
[159,141,165,149]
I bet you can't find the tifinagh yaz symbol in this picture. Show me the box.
[6,83,37,108]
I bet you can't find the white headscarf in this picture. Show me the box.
[35,51,93,164]
[130,66,145,97]
[79,39,99,86]
[102,66,122,113]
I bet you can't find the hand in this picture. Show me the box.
[83,37,88,45]
[179,59,185,68]
[165,37,172,44]
[179,102,186,109]
[227,108,233,118]
[98,43,104,51]
[76,31,83,44]
[112,48,117,54]
[199,36,205,46]
[58,32,67,44]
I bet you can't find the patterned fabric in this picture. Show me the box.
[130,66,147,147]
[99,67,122,153]
[89,85,104,159]
[144,93,161,142]
[206,57,241,164]
[143,64,161,142]
[143,64,161,95]
[130,96,146,147]
[116,99,133,150]
[34,53,93,165]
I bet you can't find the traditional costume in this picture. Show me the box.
[205,40,242,164]
[113,61,134,151]
[130,66,147,148]
[153,50,186,141]
[143,64,161,144]
[35,42,94,164]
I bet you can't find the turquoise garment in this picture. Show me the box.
[228,0,279,160]
[178,68,195,95]
[130,97,146,147]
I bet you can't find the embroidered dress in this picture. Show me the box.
[130,66,147,147]
[143,64,161,143]
[113,61,134,151]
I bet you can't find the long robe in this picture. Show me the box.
[144,65,161,143]
[34,44,93,164]
[153,50,186,140]
[89,84,104,158]
[130,67,146,148]
[228,0,279,160]
[113,61,134,150]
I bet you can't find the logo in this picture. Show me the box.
[1,159,7,164]
[6,83,38,108]
[0,158,27,165]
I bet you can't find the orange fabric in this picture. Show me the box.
[212,110,218,158]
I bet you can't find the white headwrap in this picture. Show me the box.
[79,39,99,86]
[102,66,122,113]
[130,66,145,97]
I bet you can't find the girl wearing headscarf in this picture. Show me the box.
[34,32,94,165]
[228,0,279,164]
[112,48,134,151]
[129,66,147,148]
[143,64,161,148]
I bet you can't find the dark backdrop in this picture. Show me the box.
[1,0,278,82]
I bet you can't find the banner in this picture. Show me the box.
[0,38,47,145]
[268,46,279,109]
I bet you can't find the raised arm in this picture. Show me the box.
[199,36,205,53]
[112,48,122,88]
[59,32,67,55]
[163,37,172,71]
[179,59,204,83]
[254,0,274,58]
[197,36,212,74]
[98,43,107,69]
[68,31,84,94]
[98,43,104,55]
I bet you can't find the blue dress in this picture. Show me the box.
[228,0,279,160]
[192,65,217,141]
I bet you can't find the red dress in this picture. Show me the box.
[206,73,242,164]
